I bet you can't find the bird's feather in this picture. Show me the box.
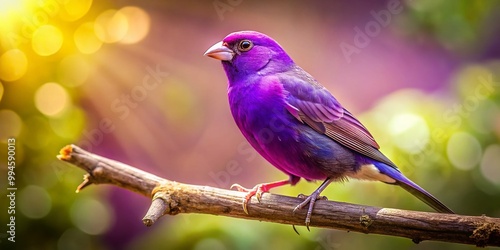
[279,70,398,169]
[373,161,454,213]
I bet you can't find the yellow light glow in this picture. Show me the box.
[0,49,28,82]
[49,106,86,139]
[74,22,102,54]
[0,0,22,14]
[0,2,35,48]
[388,113,429,154]
[0,82,3,102]
[57,55,90,87]
[35,82,70,117]
[94,9,128,43]
[59,0,92,21]
[0,109,22,142]
[32,25,64,56]
[119,6,150,44]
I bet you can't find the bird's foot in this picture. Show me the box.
[230,183,269,214]
[231,179,291,215]
[293,191,328,231]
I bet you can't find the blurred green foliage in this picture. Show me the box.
[398,0,500,56]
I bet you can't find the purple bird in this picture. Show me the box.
[204,31,454,227]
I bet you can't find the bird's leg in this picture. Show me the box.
[293,178,333,230]
[231,179,292,214]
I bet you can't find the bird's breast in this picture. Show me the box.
[229,82,295,145]
[227,82,335,180]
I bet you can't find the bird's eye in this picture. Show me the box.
[237,40,253,52]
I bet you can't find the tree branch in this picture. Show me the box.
[57,144,500,247]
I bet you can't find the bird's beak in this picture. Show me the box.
[204,41,234,61]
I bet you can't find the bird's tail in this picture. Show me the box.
[374,162,455,214]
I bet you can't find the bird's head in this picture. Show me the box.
[204,31,294,81]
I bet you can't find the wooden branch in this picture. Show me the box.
[57,144,500,247]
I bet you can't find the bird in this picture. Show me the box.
[204,30,454,228]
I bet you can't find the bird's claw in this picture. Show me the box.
[242,199,249,215]
[230,183,268,214]
[296,193,308,199]
[230,183,245,192]
[293,192,327,231]
[296,193,328,201]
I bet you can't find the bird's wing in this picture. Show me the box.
[280,70,398,169]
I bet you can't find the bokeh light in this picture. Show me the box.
[118,6,151,44]
[454,65,494,98]
[0,0,23,24]
[59,0,93,21]
[468,100,499,134]
[70,198,113,235]
[447,132,482,170]
[58,228,92,250]
[0,109,22,141]
[0,81,4,102]
[480,144,500,185]
[19,185,52,219]
[49,106,86,140]
[74,22,102,54]
[0,49,28,82]
[388,113,429,153]
[57,55,91,87]
[34,82,71,117]
[32,25,64,56]
[94,9,128,43]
